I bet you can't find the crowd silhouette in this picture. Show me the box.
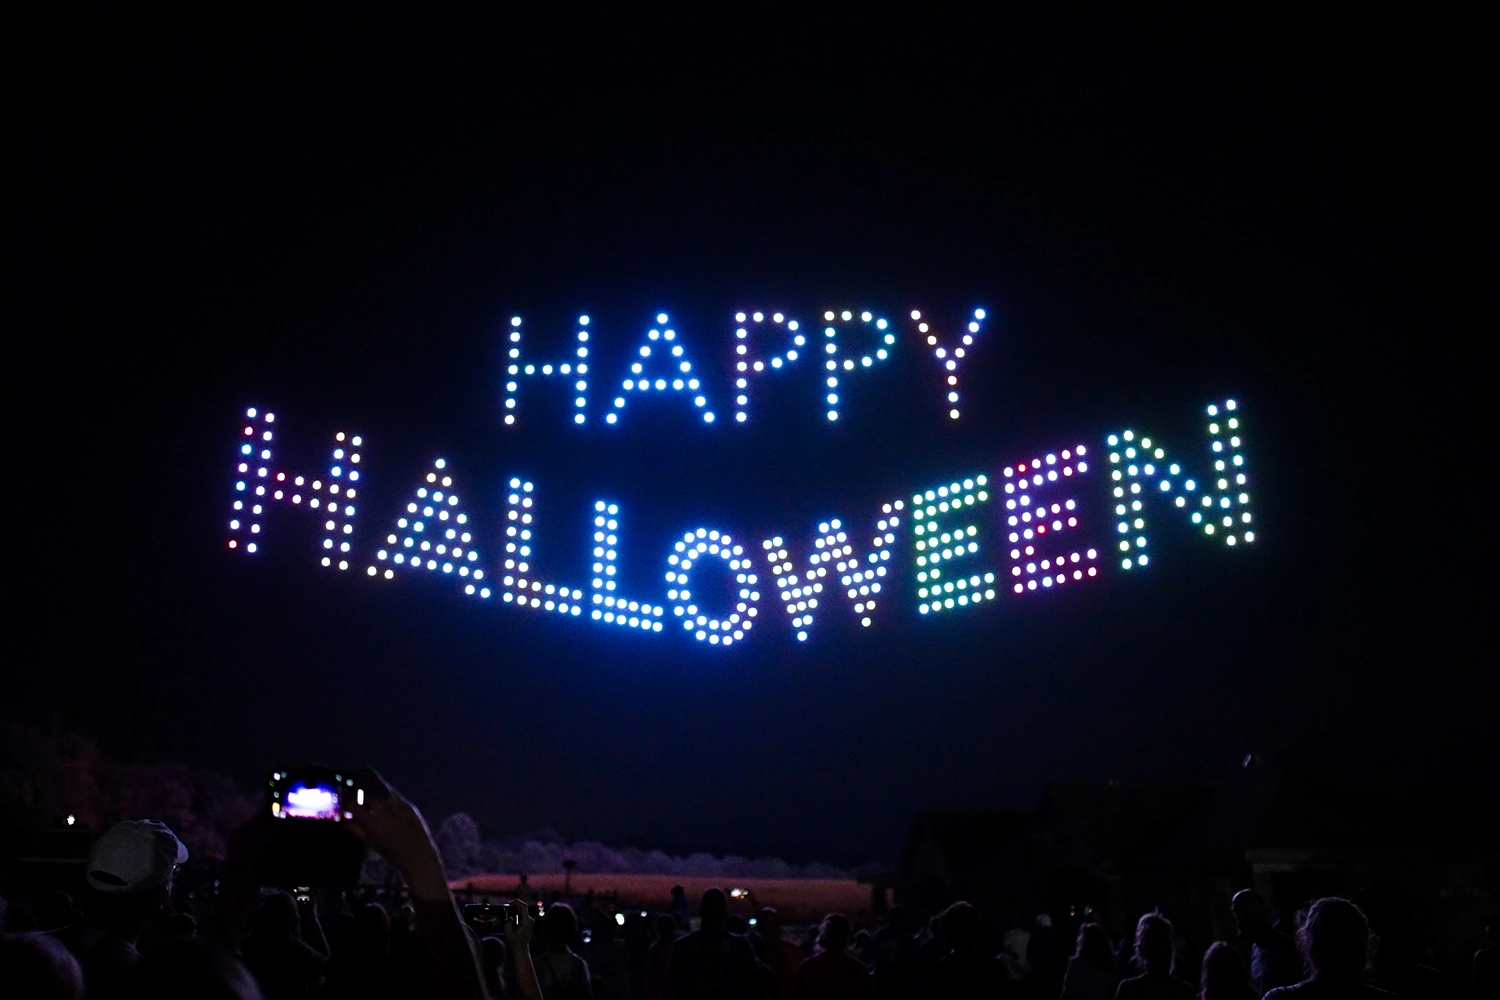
[1,778,1495,1000]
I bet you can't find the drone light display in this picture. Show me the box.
[229,306,1255,648]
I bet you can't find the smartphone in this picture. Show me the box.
[269,768,359,821]
[257,767,367,890]
[463,903,513,933]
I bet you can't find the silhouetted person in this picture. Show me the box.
[1263,898,1397,1000]
[671,887,693,930]
[0,932,85,1000]
[645,914,677,1000]
[482,935,511,1000]
[1064,922,1120,1000]
[1115,913,1194,1000]
[36,890,82,932]
[756,907,805,1000]
[925,901,1015,1000]
[871,907,921,1000]
[51,819,188,997]
[1029,916,1068,1000]
[1355,885,1449,1000]
[671,888,760,1000]
[1232,891,1301,997]
[1200,942,1256,1000]
[323,902,392,1000]
[240,891,327,999]
[534,902,593,1000]
[160,912,198,945]
[1474,916,1497,996]
[107,938,264,1000]
[795,913,871,1000]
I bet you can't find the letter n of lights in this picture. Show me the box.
[1106,399,1254,570]
[367,459,490,597]
[503,315,590,426]
[227,407,361,571]
[1003,447,1099,593]
[911,477,998,615]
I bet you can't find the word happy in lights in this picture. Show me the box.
[228,304,1257,649]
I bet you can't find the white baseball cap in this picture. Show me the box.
[86,820,189,894]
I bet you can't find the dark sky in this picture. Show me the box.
[16,12,1489,863]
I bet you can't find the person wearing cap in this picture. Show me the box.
[50,818,188,994]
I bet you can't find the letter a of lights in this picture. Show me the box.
[912,478,998,614]
[503,315,590,426]
[910,309,985,420]
[732,310,804,423]
[368,459,490,595]
[607,314,715,425]
[1107,400,1252,569]
[227,407,361,570]
[668,529,759,645]
[1004,448,1099,592]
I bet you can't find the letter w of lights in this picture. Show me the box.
[227,408,361,569]
[1107,399,1253,569]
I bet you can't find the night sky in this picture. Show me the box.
[16,13,1488,864]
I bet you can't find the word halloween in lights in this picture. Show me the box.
[228,305,1255,648]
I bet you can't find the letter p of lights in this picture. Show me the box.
[732,311,804,423]
[1003,449,1099,593]
[913,477,998,614]
[1107,399,1253,570]
[227,408,361,570]
[503,315,590,426]
[821,310,895,422]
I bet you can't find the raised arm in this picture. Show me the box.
[349,767,490,1000]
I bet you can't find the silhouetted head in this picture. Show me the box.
[1134,913,1174,974]
[726,914,748,935]
[112,939,262,1000]
[672,885,686,900]
[1200,941,1249,1000]
[543,902,579,951]
[655,913,677,941]
[34,890,78,931]
[1299,898,1370,981]
[819,913,852,952]
[1231,890,1271,940]
[249,892,301,945]
[161,911,198,943]
[941,902,982,952]
[350,902,391,956]
[1075,922,1116,965]
[888,904,912,937]
[757,907,780,939]
[700,889,728,934]
[0,933,84,1000]
[481,936,506,971]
